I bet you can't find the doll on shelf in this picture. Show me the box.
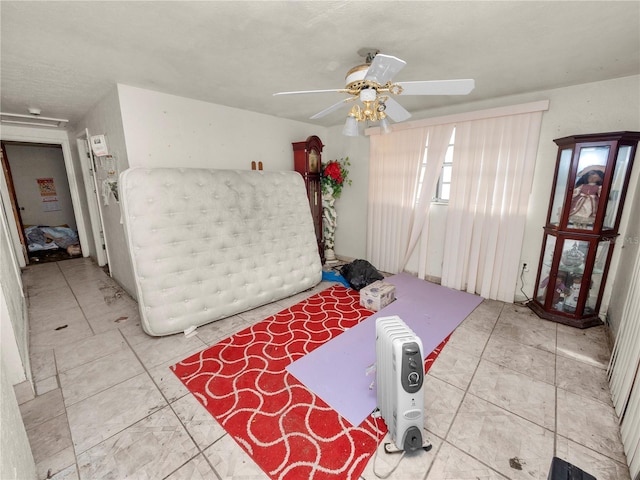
[568,168,604,227]
[539,274,568,309]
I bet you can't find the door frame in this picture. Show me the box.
[0,142,28,264]
[76,130,109,267]
[0,124,91,268]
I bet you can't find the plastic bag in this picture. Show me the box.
[321,270,351,288]
[339,259,384,291]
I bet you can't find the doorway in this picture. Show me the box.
[2,141,82,264]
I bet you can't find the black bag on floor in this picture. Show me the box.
[339,259,384,291]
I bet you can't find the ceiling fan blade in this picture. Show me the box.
[396,79,475,96]
[273,88,345,96]
[382,97,411,123]
[310,98,352,119]
[364,54,407,85]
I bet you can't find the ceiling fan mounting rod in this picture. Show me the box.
[356,47,380,64]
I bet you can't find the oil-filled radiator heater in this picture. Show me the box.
[375,315,431,453]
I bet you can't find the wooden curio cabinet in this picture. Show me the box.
[529,131,640,328]
[293,135,324,261]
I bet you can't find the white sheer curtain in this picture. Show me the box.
[608,246,640,479]
[441,111,543,301]
[401,124,455,277]
[367,128,429,273]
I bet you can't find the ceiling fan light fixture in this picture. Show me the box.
[359,88,377,102]
[379,116,392,135]
[342,114,359,137]
[341,97,394,136]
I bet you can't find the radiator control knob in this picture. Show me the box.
[401,341,423,393]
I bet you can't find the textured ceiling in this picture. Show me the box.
[1,1,639,129]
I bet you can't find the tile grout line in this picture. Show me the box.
[57,260,97,337]
[422,302,506,480]
[117,328,223,480]
[25,261,85,479]
[52,343,80,480]
[43,261,178,476]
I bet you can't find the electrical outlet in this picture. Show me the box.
[522,263,529,272]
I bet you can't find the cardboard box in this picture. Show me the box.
[360,281,395,311]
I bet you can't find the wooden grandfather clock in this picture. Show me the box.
[293,135,324,261]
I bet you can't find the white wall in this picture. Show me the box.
[321,128,369,261]
[0,204,29,386]
[4,144,76,229]
[0,359,36,480]
[118,84,327,171]
[77,86,134,293]
[0,156,36,480]
[81,84,329,297]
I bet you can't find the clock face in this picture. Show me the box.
[309,150,320,173]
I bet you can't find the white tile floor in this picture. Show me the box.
[14,257,631,480]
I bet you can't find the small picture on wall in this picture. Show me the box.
[42,197,61,212]
[90,134,108,156]
[37,177,57,197]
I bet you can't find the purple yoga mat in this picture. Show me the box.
[286,272,483,427]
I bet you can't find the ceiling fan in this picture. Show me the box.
[274,49,475,136]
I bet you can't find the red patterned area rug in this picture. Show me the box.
[171,285,448,480]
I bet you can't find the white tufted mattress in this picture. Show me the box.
[119,167,322,336]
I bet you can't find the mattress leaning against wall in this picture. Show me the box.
[118,167,322,336]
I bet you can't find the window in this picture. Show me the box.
[415,128,456,203]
